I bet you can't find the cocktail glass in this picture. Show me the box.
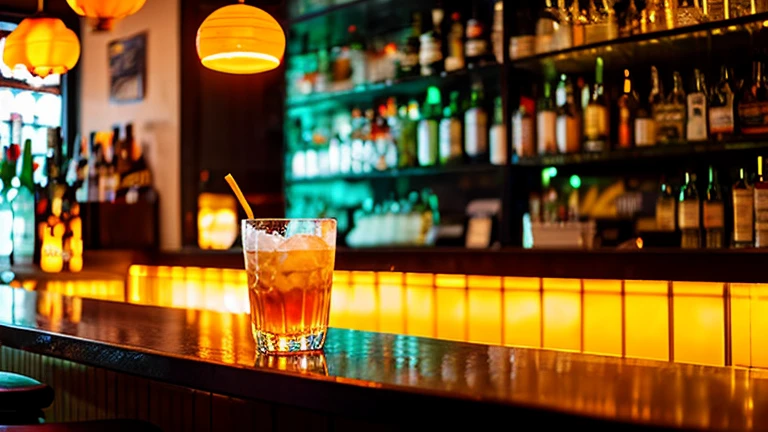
[242,219,336,354]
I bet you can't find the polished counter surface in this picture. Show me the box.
[0,284,765,430]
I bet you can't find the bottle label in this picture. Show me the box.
[678,200,700,229]
[733,189,754,243]
[537,111,557,154]
[419,37,443,75]
[656,103,685,142]
[464,109,488,156]
[584,104,608,138]
[634,117,657,146]
[556,114,580,153]
[754,188,768,219]
[656,199,676,231]
[618,106,632,148]
[439,118,462,161]
[465,39,488,59]
[703,201,724,229]
[513,114,534,156]
[709,97,735,135]
[417,120,439,166]
[490,124,507,165]
[686,92,708,141]
[738,102,768,134]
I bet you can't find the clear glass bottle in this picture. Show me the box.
[537,79,557,154]
[417,87,441,167]
[464,81,488,159]
[489,96,507,165]
[686,69,708,142]
[703,166,724,248]
[732,167,754,248]
[679,171,701,248]
[556,74,580,153]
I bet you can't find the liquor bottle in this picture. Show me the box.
[465,12,489,68]
[464,81,488,159]
[732,167,754,248]
[417,87,440,167]
[686,69,708,142]
[703,166,724,248]
[738,58,768,135]
[399,12,422,79]
[0,145,17,268]
[556,74,580,153]
[419,8,444,76]
[709,66,736,139]
[535,0,559,54]
[513,96,535,157]
[584,0,618,44]
[658,71,686,144]
[584,57,608,152]
[537,79,557,154]
[348,25,367,87]
[439,91,463,165]
[622,0,641,36]
[444,12,465,72]
[553,0,573,51]
[492,1,505,63]
[648,66,664,146]
[679,171,701,248]
[617,69,639,149]
[489,96,507,165]
[656,176,676,231]
[754,156,768,247]
[12,138,35,265]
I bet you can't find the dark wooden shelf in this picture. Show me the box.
[285,162,506,185]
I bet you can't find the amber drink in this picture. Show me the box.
[242,219,336,354]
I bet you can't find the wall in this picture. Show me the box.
[79,0,181,250]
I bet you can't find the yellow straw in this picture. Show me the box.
[224,173,254,219]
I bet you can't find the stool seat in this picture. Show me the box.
[0,420,162,431]
[0,372,54,412]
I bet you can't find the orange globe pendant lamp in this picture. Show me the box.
[2,0,80,78]
[196,0,285,74]
[66,0,146,31]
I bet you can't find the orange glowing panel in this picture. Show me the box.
[351,271,376,285]
[377,272,403,286]
[346,284,379,332]
[582,279,622,357]
[468,276,502,289]
[435,274,466,288]
[435,287,467,341]
[624,280,669,361]
[748,284,768,368]
[377,284,405,335]
[468,289,503,345]
[673,282,725,366]
[332,271,351,285]
[406,273,434,287]
[542,278,581,352]
[730,284,753,368]
[328,283,351,329]
[405,286,435,338]
[503,277,541,348]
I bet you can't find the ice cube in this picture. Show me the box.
[256,231,284,252]
[279,234,329,251]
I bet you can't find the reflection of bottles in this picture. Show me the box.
[617,69,638,149]
[709,66,736,139]
[754,156,768,247]
[489,96,507,165]
[732,168,754,248]
[584,57,608,152]
[686,69,708,142]
[656,176,676,231]
[417,88,440,167]
[679,172,701,249]
[444,12,465,72]
[556,74,580,153]
[439,91,463,165]
[537,80,557,154]
[464,81,488,159]
[704,166,724,248]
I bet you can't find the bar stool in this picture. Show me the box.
[0,420,162,431]
[0,372,54,425]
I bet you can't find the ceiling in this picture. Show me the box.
[0,0,79,20]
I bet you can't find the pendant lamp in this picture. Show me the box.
[197,0,285,74]
[2,0,80,78]
[66,0,146,31]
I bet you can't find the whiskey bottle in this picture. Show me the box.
[738,58,768,135]
[537,79,557,154]
[444,12,465,72]
[617,69,639,149]
[439,91,463,165]
[420,8,444,76]
[679,171,701,248]
[658,71,686,144]
[649,66,664,146]
[464,81,488,159]
[465,11,490,68]
[754,156,768,247]
[732,167,754,248]
[656,176,677,231]
[703,166,724,248]
[584,57,608,152]
[709,66,736,140]
[556,74,580,153]
[686,69,708,142]
[513,96,536,157]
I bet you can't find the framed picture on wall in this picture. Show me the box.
[108,32,147,103]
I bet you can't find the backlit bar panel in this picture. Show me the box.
[25,265,763,370]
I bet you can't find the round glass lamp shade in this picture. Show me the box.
[2,16,80,78]
[66,0,147,31]
[196,4,285,74]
